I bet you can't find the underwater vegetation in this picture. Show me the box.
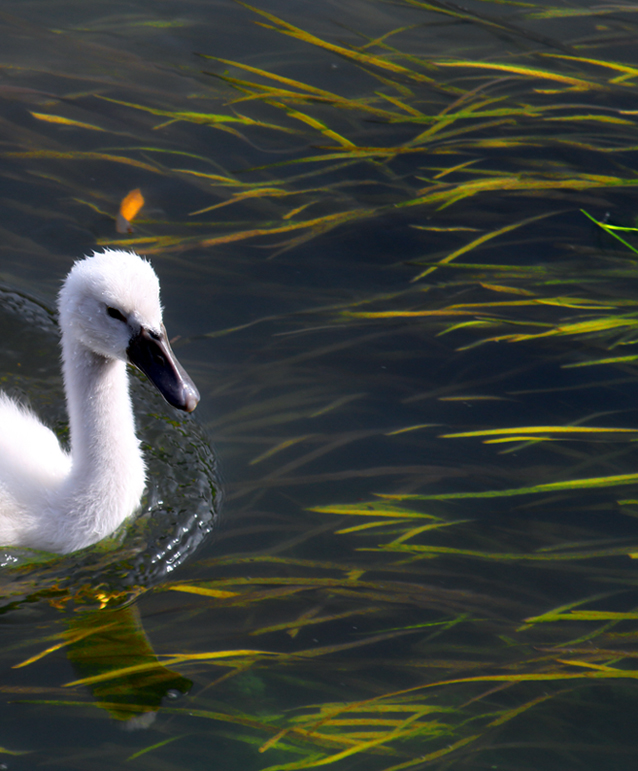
[2,0,638,769]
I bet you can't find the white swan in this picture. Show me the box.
[0,249,199,554]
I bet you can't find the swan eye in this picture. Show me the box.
[107,306,127,323]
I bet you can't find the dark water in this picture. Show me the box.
[1,1,638,769]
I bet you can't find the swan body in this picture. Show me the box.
[0,249,199,554]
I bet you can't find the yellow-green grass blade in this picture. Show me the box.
[249,436,315,466]
[309,502,440,519]
[335,519,416,534]
[480,316,638,344]
[378,472,638,501]
[126,735,185,761]
[196,209,376,248]
[172,169,244,185]
[399,174,638,210]
[438,395,511,401]
[563,355,638,368]
[526,610,638,622]
[200,56,355,98]
[477,284,535,296]
[528,6,638,19]
[376,92,426,118]
[4,150,162,173]
[168,585,239,598]
[433,59,605,90]
[341,295,622,321]
[517,593,616,629]
[544,114,635,125]
[13,622,121,669]
[249,607,381,637]
[541,53,638,83]
[376,736,481,771]
[388,521,470,544]
[96,95,296,133]
[29,112,109,132]
[265,102,357,147]
[365,544,638,561]
[582,209,638,254]
[488,693,554,728]
[386,424,440,436]
[442,426,638,439]
[64,650,278,687]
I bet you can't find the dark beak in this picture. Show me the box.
[127,327,200,413]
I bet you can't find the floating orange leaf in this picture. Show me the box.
[116,188,144,234]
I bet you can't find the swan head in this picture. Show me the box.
[58,249,199,412]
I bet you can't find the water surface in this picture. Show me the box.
[1,1,638,769]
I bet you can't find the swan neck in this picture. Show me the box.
[62,338,138,466]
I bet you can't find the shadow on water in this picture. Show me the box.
[1,0,638,769]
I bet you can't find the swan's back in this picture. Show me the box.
[0,394,70,545]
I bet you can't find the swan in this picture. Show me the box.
[0,249,199,554]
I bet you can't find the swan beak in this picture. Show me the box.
[127,327,200,413]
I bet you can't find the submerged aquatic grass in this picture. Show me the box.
[2,0,638,769]
[4,0,638,257]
